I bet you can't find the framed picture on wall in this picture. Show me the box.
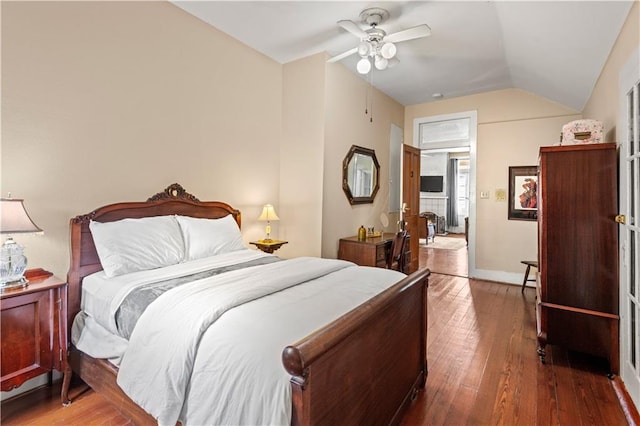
[508,166,538,221]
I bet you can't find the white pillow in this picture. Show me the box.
[176,214,246,261]
[89,216,185,278]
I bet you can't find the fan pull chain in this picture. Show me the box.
[365,80,369,115]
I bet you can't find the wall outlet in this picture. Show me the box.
[495,188,507,201]
[480,191,490,199]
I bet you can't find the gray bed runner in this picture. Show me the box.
[115,256,281,339]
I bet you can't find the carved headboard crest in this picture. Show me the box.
[147,183,200,202]
[71,184,200,224]
[71,211,98,224]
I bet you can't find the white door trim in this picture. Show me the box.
[389,124,403,213]
[413,110,478,277]
[618,45,640,409]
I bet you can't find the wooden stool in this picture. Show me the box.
[520,260,538,293]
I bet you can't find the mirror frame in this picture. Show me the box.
[342,145,380,205]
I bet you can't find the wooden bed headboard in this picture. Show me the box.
[66,183,241,337]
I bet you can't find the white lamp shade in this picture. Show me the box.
[0,199,42,234]
[258,204,279,221]
[357,41,371,57]
[356,57,371,74]
[380,42,397,59]
[374,56,388,70]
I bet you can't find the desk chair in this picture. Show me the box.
[388,231,409,272]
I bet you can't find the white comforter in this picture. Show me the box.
[85,253,404,425]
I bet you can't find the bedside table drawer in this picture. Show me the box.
[1,274,67,393]
[1,291,53,389]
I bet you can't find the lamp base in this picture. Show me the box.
[0,276,28,292]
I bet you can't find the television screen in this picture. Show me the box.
[420,175,444,192]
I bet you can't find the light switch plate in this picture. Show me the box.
[480,191,490,199]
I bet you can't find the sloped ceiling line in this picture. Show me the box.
[171,1,634,110]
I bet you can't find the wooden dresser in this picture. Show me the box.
[537,143,619,373]
[338,233,411,273]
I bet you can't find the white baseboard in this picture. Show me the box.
[469,268,533,287]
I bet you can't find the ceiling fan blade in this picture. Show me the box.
[337,20,368,39]
[327,47,358,63]
[385,24,431,43]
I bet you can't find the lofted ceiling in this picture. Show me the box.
[171,1,633,110]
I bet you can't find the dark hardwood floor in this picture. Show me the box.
[406,234,628,425]
[420,233,469,278]
[1,238,629,425]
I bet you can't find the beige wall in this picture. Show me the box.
[583,1,639,138]
[280,54,327,257]
[1,2,283,279]
[405,89,581,282]
[322,62,405,258]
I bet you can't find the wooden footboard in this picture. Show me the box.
[283,268,429,425]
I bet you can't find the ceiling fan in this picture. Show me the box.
[327,8,431,75]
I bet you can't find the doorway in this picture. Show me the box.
[413,111,477,275]
[420,148,470,235]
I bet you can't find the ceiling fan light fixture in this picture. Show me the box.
[357,41,371,57]
[327,8,430,75]
[357,57,371,74]
[374,56,388,70]
[380,42,396,59]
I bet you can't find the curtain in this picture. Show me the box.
[447,158,459,227]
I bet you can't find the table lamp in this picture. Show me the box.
[0,197,42,290]
[258,204,279,242]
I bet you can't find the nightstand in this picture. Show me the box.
[1,269,67,402]
[250,239,288,254]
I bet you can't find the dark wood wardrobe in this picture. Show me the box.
[536,143,619,374]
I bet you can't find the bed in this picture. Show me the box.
[61,183,430,425]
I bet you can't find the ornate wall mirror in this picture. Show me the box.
[342,145,380,205]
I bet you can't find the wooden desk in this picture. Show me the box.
[338,233,393,268]
[338,233,410,273]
